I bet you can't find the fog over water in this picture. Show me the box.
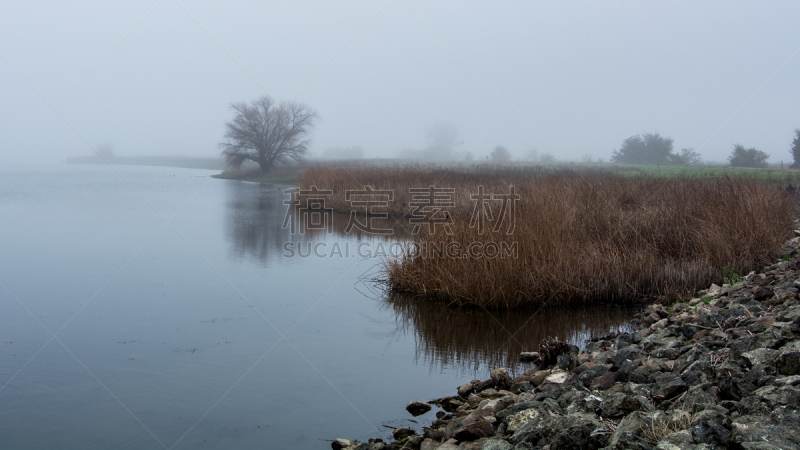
[2,1,800,165]
[0,165,636,448]
[3,3,796,448]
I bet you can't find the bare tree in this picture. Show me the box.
[221,95,318,174]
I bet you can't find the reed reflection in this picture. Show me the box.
[387,293,637,376]
[225,181,413,264]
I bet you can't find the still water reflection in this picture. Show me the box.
[387,294,634,375]
[0,165,636,450]
[224,182,413,264]
[223,181,636,375]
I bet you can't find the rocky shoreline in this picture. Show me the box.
[334,236,800,449]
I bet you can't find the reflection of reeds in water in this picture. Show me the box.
[297,209,414,241]
[386,293,636,376]
[225,181,413,264]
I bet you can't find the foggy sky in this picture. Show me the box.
[2,1,799,165]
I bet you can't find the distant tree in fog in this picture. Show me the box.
[791,129,800,169]
[539,152,556,164]
[93,143,115,160]
[674,148,703,166]
[490,145,512,162]
[611,133,675,165]
[423,122,462,160]
[220,95,318,174]
[525,147,539,161]
[728,144,769,168]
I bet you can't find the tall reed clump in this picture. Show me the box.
[300,166,796,308]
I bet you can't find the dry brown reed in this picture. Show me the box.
[301,165,796,308]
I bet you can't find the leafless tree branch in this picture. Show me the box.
[220,95,318,174]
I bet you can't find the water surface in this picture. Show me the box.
[0,163,635,449]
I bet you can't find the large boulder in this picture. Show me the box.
[490,368,513,390]
[406,400,432,416]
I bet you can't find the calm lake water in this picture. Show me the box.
[0,163,635,449]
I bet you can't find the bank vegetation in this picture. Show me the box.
[300,165,796,308]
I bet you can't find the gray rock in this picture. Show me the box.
[437,396,464,412]
[475,379,494,392]
[477,395,516,415]
[691,418,729,447]
[652,377,687,403]
[458,381,478,398]
[423,427,445,442]
[404,435,423,448]
[407,400,432,416]
[728,422,800,449]
[504,407,539,433]
[601,393,647,418]
[773,375,800,386]
[630,359,669,384]
[478,438,512,450]
[510,412,604,449]
[752,384,800,409]
[730,336,760,360]
[549,414,607,449]
[775,351,800,375]
[453,419,495,442]
[509,381,533,394]
[435,444,459,450]
[616,359,643,383]
[392,427,415,441]
[615,346,644,366]
[718,376,756,401]
[557,354,574,371]
[331,438,354,450]
[753,286,775,301]
[443,418,464,441]
[674,389,717,413]
[419,439,441,450]
[591,370,617,390]
[655,429,694,450]
[490,368,512,390]
[578,363,612,386]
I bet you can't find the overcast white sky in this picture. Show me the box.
[1,0,799,165]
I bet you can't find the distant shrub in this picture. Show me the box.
[728,144,769,168]
[612,133,675,165]
[490,145,511,163]
[674,148,703,166]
